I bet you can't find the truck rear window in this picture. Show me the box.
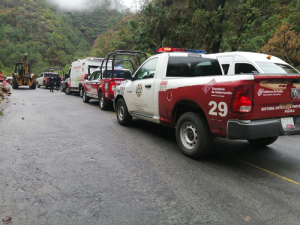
[103,70,129,79]
[167,57,222,77]
[255,62,300,74]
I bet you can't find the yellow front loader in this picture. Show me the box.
[12,53,37,89]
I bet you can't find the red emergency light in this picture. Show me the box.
[157,47,206,54]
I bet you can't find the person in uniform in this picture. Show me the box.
[49,75,55,92]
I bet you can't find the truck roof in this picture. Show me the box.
[208,51,288,65]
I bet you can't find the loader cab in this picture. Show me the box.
[14,62,31,77]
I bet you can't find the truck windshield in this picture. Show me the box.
[103,70,128,78]
[167,57,222,77]
[255,62,299,74]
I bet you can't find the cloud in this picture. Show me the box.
[46,0,127,12]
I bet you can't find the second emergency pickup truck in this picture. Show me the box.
[114,47,300,159]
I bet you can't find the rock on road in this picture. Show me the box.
[0,87,300,225]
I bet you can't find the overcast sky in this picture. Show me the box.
[46,0,139,11]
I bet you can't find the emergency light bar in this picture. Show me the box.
[158,47,206,54]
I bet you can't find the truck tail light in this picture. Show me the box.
[68,79,71,88]
[109,81,115,93]
[231,86,253,113]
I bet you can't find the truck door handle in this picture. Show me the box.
[145,85,151,88]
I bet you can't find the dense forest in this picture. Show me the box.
[91,0,300,69]
[1,0,300,76]
[0,0,126,74]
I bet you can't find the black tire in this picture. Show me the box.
[30,81,36,89]
[65,87,71,95]
[12,79,18,89]
[99,92,109,110]
[82,90,90,103]
[116,98,132,126]
[37,83,40,88]
[248,137,278,147]
[45,83,48,89]
[176,112,213,159]
[79,87,83,98]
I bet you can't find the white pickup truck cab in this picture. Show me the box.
[114,48,300,159]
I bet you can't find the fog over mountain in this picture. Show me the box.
[45,0,130,12]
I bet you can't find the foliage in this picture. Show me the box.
[0,0,125,75]
[92,0,300,68]
[261,22,300,68]
[2,0,300,75]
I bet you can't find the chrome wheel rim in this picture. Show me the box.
[118,105,124,121]
[180,121,198,150]
[83,92,86,101]
[100,96,103,108]
[80,88,83,97]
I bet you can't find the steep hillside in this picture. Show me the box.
[0,0,126,74]
[62,8,125,45]
[91,0,300,67]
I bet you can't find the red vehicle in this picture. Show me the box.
[82,50,147,110]
[114,48,300,159]
[37,68,64,89]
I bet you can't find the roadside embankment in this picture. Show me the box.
[0,84,11,115]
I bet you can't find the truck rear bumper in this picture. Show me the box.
[227,118,300,140]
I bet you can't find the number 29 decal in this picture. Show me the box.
[208,101,228,117]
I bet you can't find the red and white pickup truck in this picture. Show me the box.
[82,50,147,110]
[82,68,131,109]
[114,48,300,159]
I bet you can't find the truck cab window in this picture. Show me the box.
[93,71,100,80]
[89,73,95,80]
[235,63,258,74]
[135,58,159,80]
[221,64,230,74]
[167,57,222,77]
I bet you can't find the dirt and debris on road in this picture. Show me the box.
[0,84,11,115]
[0,84,11,104]
[2,216,12,224]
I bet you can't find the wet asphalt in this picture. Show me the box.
[0,86,300,225]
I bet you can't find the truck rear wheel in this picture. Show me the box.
[82,90,90,103]
[65,87,71,95]
[248,137,278,147]
[99,92,109,110]
[12,79,18,89]
[116,98,132,126]
[176,112,213,159]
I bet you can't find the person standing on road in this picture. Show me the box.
[49,75,55,92]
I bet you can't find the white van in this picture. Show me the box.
[209,52,299,75]
[66,57,104,96]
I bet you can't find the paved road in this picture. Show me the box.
[1,87,300,225]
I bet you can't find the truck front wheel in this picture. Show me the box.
[176,112,213,159]
[79,87,83,98]
[116,98,132,126]
[82,90,90,103]
[248,137,278,147]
